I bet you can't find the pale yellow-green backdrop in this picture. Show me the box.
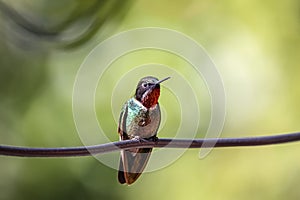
[0,0,300,199]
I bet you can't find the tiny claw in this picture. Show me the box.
[148,136,159,143]
[132,136,148,143]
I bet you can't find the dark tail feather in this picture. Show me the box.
[118,158,126,184]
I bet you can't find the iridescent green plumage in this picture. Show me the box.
[120,98,161,139]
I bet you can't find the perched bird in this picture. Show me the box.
[118,76,170,185]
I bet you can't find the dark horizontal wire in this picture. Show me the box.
[0,132,300,157]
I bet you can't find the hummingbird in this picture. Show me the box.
[118,76,170,185]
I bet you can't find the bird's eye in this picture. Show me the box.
[142,83,148,88]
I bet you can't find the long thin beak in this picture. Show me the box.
[155,77,171,85]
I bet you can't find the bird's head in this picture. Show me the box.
[135,76,170,108]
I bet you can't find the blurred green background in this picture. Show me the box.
[1,0,300,199]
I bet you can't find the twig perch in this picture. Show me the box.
[0,132,299,157]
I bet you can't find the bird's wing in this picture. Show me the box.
[118,102,129,140]
[121,148,152,184]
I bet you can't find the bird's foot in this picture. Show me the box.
[132,135,158,143]
[148,135,159,142]
[132,136,148,143]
